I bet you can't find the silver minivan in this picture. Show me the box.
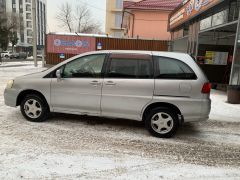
[4,50,211,138]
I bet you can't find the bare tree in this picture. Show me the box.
[74,4,90,33]
[0,12,20,51]
[56,2,102,34]
[56,2,73,32]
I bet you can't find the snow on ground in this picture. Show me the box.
[210,90,240,122]
[0,62,240,179]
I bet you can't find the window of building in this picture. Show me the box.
[27,38,32,44]
[27,30,32,36]
[115,13,122,28]
[115,0,123,9]
[26,21,32,28]
[154,56,197,80]
[25,0,31,3]
[26,4,31,11]
[19,0,23,12]
[107,58,152,79]
[20,33,24,43]
[12,1,16,12]
[26,13,31,19]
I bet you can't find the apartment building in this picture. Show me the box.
[0,0,46,49]
[105,0,124,37]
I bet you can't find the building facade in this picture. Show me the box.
[105,0,124,37]
[169,0,240,86]
[0,0,46,50]
[122,0,182,40]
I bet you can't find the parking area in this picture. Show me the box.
[0,62,240,179]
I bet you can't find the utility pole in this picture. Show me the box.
[32,0,37,67]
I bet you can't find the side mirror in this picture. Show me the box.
[56,69,62,79]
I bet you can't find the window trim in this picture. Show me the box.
[105,54,154,79]
[153,56,198,80]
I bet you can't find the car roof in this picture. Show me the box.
[94,50,191,62]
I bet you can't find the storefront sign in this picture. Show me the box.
[47,34,96,54]
[169,0,223,29]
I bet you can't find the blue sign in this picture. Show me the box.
[97,42,102,50]
[59,53,65,59]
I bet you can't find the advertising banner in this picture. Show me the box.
[169,0,223,30]
[47,34,96,54]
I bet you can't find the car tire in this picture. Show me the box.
[145,107,179,138]
[20,94,49,122]
[5,55,9,58]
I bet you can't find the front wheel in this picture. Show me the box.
[145,107,179,138]
[20,94,49,122]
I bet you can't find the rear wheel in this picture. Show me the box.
[20,94,49,122]
[145,107,179,138]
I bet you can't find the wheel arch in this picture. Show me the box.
[142,102,182,122]
[17,89,49,110]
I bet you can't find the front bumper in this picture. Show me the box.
[4,88,19,107]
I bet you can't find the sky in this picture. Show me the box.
[47,0,106,33]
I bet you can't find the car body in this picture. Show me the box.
[4,50,211,138]
[1,51,11,58]
[10,52,28,59]
[10,52,20,59]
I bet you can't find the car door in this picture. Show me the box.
[51,54,106,115]
[101,53,154,120]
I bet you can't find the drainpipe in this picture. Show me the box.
[121,10,135,38]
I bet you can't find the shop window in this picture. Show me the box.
[228,0,240,21]
[212,10,228,27]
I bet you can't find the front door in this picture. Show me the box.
[101,53,154,120]
[51,54,106,115]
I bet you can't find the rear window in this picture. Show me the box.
[154,56,197,80]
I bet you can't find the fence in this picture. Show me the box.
[46,34,169,65]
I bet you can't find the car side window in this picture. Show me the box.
[107,58,152,78]
[154,56,197,79]
[62,54,106,78]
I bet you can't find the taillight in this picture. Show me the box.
[201,82,211,94]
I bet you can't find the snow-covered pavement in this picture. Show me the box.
[0,62,240,179]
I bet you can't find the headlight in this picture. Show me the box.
[6,80,14,89]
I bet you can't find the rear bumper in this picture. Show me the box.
[183,98,211,122]
[201,98,211,118]
[4,88,18,107]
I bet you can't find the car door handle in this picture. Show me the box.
[90,80,101,86]
[105,81,116,86]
